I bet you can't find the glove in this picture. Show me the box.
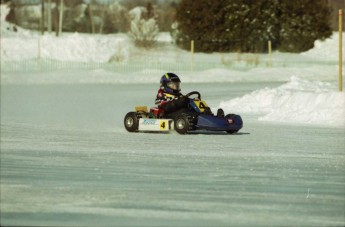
[162,96,188,113]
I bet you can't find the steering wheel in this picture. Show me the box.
[184,91,201,100]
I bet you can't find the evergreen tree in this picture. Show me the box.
[176,0,231,52]
[240,0,280,52]
[278,0,332,52]
[176,0,281,52]
[175,0,332,53]
[222,0,280,52]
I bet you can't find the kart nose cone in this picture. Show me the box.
[196,114,242,131]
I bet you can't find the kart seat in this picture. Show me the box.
[150,107,164,118]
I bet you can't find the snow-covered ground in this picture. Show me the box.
[1,4,345,226]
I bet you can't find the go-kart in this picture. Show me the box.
[124,91,243,134]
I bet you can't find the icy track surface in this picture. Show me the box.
[1,82,344,226]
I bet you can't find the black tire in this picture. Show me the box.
[174,114,190,134]
[124,112,139,132]
[225,114,240,134]
[226,130,238,134]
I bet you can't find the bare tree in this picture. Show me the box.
[47,0,52,33]
[58,0,63,36]
[128,4,159,48]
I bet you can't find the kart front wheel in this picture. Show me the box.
[124,112,139,132]
[174,114,190,134]
[225,114,242,134]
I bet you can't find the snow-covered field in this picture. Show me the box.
[1,4,345,226]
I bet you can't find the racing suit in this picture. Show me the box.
[155,89,188,115]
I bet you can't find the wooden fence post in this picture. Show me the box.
[58,0,63,36]
[38,38,41,61]
[339,9,343,92]
[268,40,272,67]
[190,40,194,71]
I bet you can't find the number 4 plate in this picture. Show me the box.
[193,100,208,112]
[138,119,172,131]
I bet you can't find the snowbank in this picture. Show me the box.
[219,77,345,127]
[302,33,345,62]
[0,65,338,85]
[1,31,131,62]
[2,29,342,64]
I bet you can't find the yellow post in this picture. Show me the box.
[38,38,41,60]
[268,40,272,67]
[190,40,194,71]
[339,9,343,92]
[38,37,42,70]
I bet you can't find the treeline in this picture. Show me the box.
[4,0,178,33]
[3,0,338,53]
[175,0,333,53]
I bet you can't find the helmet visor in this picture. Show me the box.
[167,81,180,91]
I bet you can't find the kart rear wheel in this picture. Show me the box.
[124,112,139,132]
[174,114,190,134]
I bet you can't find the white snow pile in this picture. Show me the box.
[219,77,345,127]
[1,28,131,63]
[302,33,345,61]
[0,4,130,63]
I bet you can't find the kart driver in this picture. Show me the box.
[155,73,189,117]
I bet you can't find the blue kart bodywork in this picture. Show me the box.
[196,114,243,132]
[188,98,243,132]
